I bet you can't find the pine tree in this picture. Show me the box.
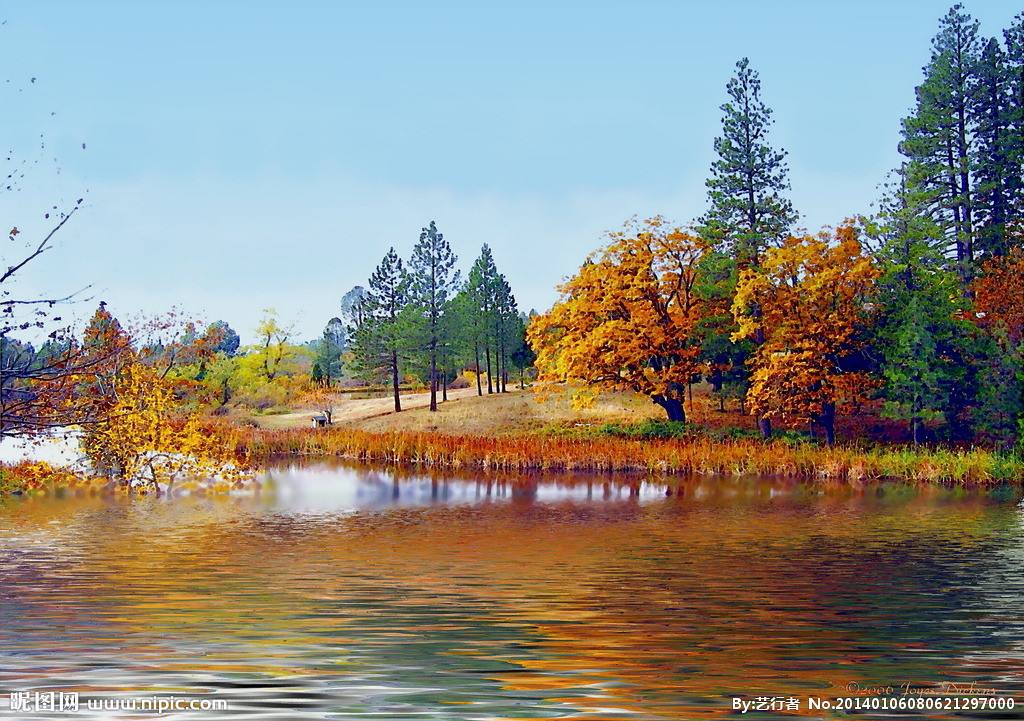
[702,57,796,439]
[1004,13,1024,236]
[972,37,1013,257]
[408,221,459,412]
[468,245,499,394]
[867,169,970,443]
[313,317,346,386]
[900,5,981,284]
[357,247,409,412]
[702,57,797,268]
[508,312,535,390]
[492,274,516,393]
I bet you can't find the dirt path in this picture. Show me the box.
[255,386,481,429]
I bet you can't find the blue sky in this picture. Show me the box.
[2,1,1021,342]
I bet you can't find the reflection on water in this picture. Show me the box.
[2,461,1024,719]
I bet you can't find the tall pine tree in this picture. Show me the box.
[900,5,980,285]
[1004,13,1024,235]
[972,36,1013,257]
[702,57,795,438]
[408,221,459,412]
[356,247,409,412]
[468,245,499,394]
[701,57,796,268]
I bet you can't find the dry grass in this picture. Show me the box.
[249,382,909,443]
[218,423,1024,486]
[208,383,1023,486]
[249,386,482,430]
[349,387,661,436]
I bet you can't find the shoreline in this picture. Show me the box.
[224,426,1024,487]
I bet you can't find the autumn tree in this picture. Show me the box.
[254,309,294,382]
[972,247,1024,446]
[973,246,1024,344]
[81,359,242,492]
[529,218,708,422]
[407,221,459,412]
[0,76,106,438]
[733,226,879,445]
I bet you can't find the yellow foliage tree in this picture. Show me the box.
[82,360,243,492]
[732,225,879,444]
[528,218,709,422]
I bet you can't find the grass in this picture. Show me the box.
[208,385,1024,486]
[349,387,661,436]
[219,422,1024,486]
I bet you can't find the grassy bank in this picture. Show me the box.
[222,424,1024,486]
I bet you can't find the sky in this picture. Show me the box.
[1,0,1021,343]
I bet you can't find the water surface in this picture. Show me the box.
[2,462,1024,719]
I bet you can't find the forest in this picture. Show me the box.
[532,5,1024,450]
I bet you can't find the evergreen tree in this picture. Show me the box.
[900,5,981,284]
[701,57,797,268]
[971,327,1023,449]
[972,37,1013,257]
[508,312,535,389]
[349,248,409,411]
[492,274,516,393]
[694,249,751,413]
[206,321,240,356]
[408,221,459,412]
[1004,13,1024,235]
[313,317,346,386]
[867,170,969,443]
[702,57,796,439]
[468,245,499,394]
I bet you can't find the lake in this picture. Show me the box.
[2,462,1024,719]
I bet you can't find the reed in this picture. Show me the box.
[220,425,1024,486]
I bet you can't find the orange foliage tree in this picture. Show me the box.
[528,218,709,422]
[732,225,879,444]
[972,247,1024,347]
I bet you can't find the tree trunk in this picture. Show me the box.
[498,333,507,392]
[391,349,402,412]
[485,344,493,394]
[752,314,772,439]
[474,345,482,396]
[911,395,922,446]
[819,402,836,446]
[652,395,686,423]
[442,364,448,402]
[429,340,438,412]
